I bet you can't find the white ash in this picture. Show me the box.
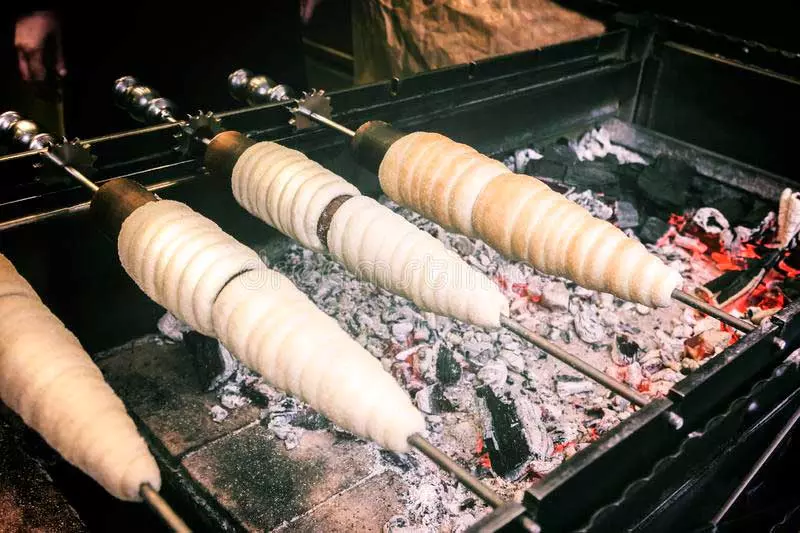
[477,360,509,394]
[209,405,229,423]
[566,189,614,220]
[156,312,191,342]
[569,127,649,165]
[503,147,543,172]
[210,344,239,391]
[692,207,730,234]
[556,377,595,398]
[574,305,607,345]
[671,324,694,339]
[196,179,719,531]
[541,282,570,311]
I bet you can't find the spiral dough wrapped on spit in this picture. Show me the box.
[118,200,264,336]
[0,254,160,501]
[212,268,426,451]
[379,133,683,307]
[327,195,509,328]
[117,200,425,451]
[232,141,360,252]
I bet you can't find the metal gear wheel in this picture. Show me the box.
[290,89,332,130]
[173,111,224,156]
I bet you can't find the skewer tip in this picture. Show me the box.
[140,482,192,533]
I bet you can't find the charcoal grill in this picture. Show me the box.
[0,8,799,533]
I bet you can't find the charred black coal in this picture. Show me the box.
[611,334,643,366]
[476,386,532,478]
[435,346,462,385]
[182,331,230,390]
[636,156,693,215]
[639,216,670,244]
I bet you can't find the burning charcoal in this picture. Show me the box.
[182,332,238,391]
[443,386,476,412]
[381,308,401,322]
[395,345,421,362]
[595,292,615,309]
[477,360,508,393]
[476,387,552,478]
[413,326,430,342]
[615,200,640,229]
[380,450,418,472]
[555,374,594,397]
[611,334,642,366]
[699,180,753,225]
[574,306,607,345]
[639,216,670,244]
[641,355,664,377]
[635,304,652,315]
[446,332,462,345]
[636,156,692,213]
[415,384,455,414]
[463,340,494,361]
[435,345,462,385]
[684,330,733,361]
[209,405,228,423]
[541,281,570,311]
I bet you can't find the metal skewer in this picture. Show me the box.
[141,483,192,533]
[0,112,99,193]
[113,76,653,409]
[0,116,191,533]
[408,434,538,531]
[501,315,648,407]
[672,289,756,333]
[7,102,535,529]
[228,71,761,336]
[710,403,800,526]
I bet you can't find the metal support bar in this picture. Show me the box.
[711,403,800,525]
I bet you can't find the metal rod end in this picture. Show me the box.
[140,482,192,533]
[672,289,757,333]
